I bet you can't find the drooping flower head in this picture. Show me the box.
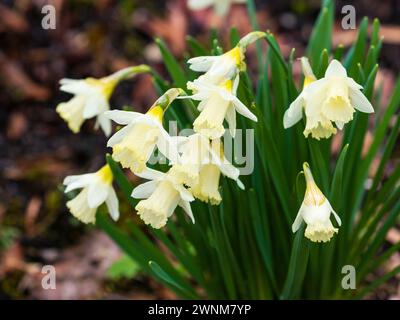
[131,168,195,229]
[105,88,183,173]
[169,133,211,187]
[190,138,244,205]
[187,75,257,139]
[283,58,374,140]
[63,164,119,224]
[185,32,264,139]
[187,31,266,84]
[292,163,341,243]
[57,65,150,136]
[187,0,246,16]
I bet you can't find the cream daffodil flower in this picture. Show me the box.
[187,0,246,16]
[169,134,244,193]
[187,32,265,83]
[57,65,150,136]
[186,75,257,139]
[63,164,119,224]
[131,168,195,229]
[284,58,374,139]
[292,163,341,243]
[169,133,211,187]
[190,139,244,204]
[105,89,183,174]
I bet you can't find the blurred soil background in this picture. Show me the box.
[0,0,399,299]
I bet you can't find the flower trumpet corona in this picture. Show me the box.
[132,168,195,229]
[186,76,257,139]
[63,164,119,224]
[57,65,150,136]
[169,133,211,187]
[190,139,244,205]
[187,0,246,16]
[187,31,265,83]
[105,88,183,173]
[283,58,374,139]
[292,163,341,243]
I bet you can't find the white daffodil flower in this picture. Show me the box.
[132,168,195,229]
[186,76,257,139]
[283,58,374,140]
[292,163,341,243]
[105,89,183,174]
[188,46,244,83]
[188,0,246,16]
[169,134,244,193]
[187,31,265,83]
[63,164,119,224]
[57,65,150,136]
[190,139,244,204]
[169,133,211,187]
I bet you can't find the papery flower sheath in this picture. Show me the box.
[283,58,374,139]
[57,65,150,136]
[190,139,244,205]
[187,0,246,16]
[105,88,183,173]
[63,164,119,224]
[132,168,195,229]
[292,163,341,243]
[186,76,257,139]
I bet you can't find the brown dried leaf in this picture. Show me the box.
[0,4,29,33]
[24,197,42,237]
[0,56,51,101]
[6,112,28,140]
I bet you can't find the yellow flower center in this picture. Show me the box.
[222,79,233,92]
[146,105,164,123]
[97,165,113,184]
[303,75,315,88]
[225,47,244,68]
[86,77,117,99]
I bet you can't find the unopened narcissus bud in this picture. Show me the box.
[187,0,246,17]
[186,75,257,139]
[190,139,244,205]
[105,88,183,173]
[131,168,195,229]
[57,65,150,136]
[292,163,341,243]
[63,164,119,224]
[283,58,374,140]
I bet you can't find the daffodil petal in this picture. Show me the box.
[325,59,347,78]
[283,95,303,128]
[98,113,112,137]
[64,174,94,192]
[131,180,158,199]
[135,167,165,181]
[106,187,120,221]
[231,96,257,122]
[225,106,236,137]
[187,56,218,72]
[349,88,374,113]
[292,204,304,233]
[178,200,195,223]
[104,110,143,125]
[87,180,109,208]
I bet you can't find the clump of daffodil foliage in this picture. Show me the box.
[58,0,400,299]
